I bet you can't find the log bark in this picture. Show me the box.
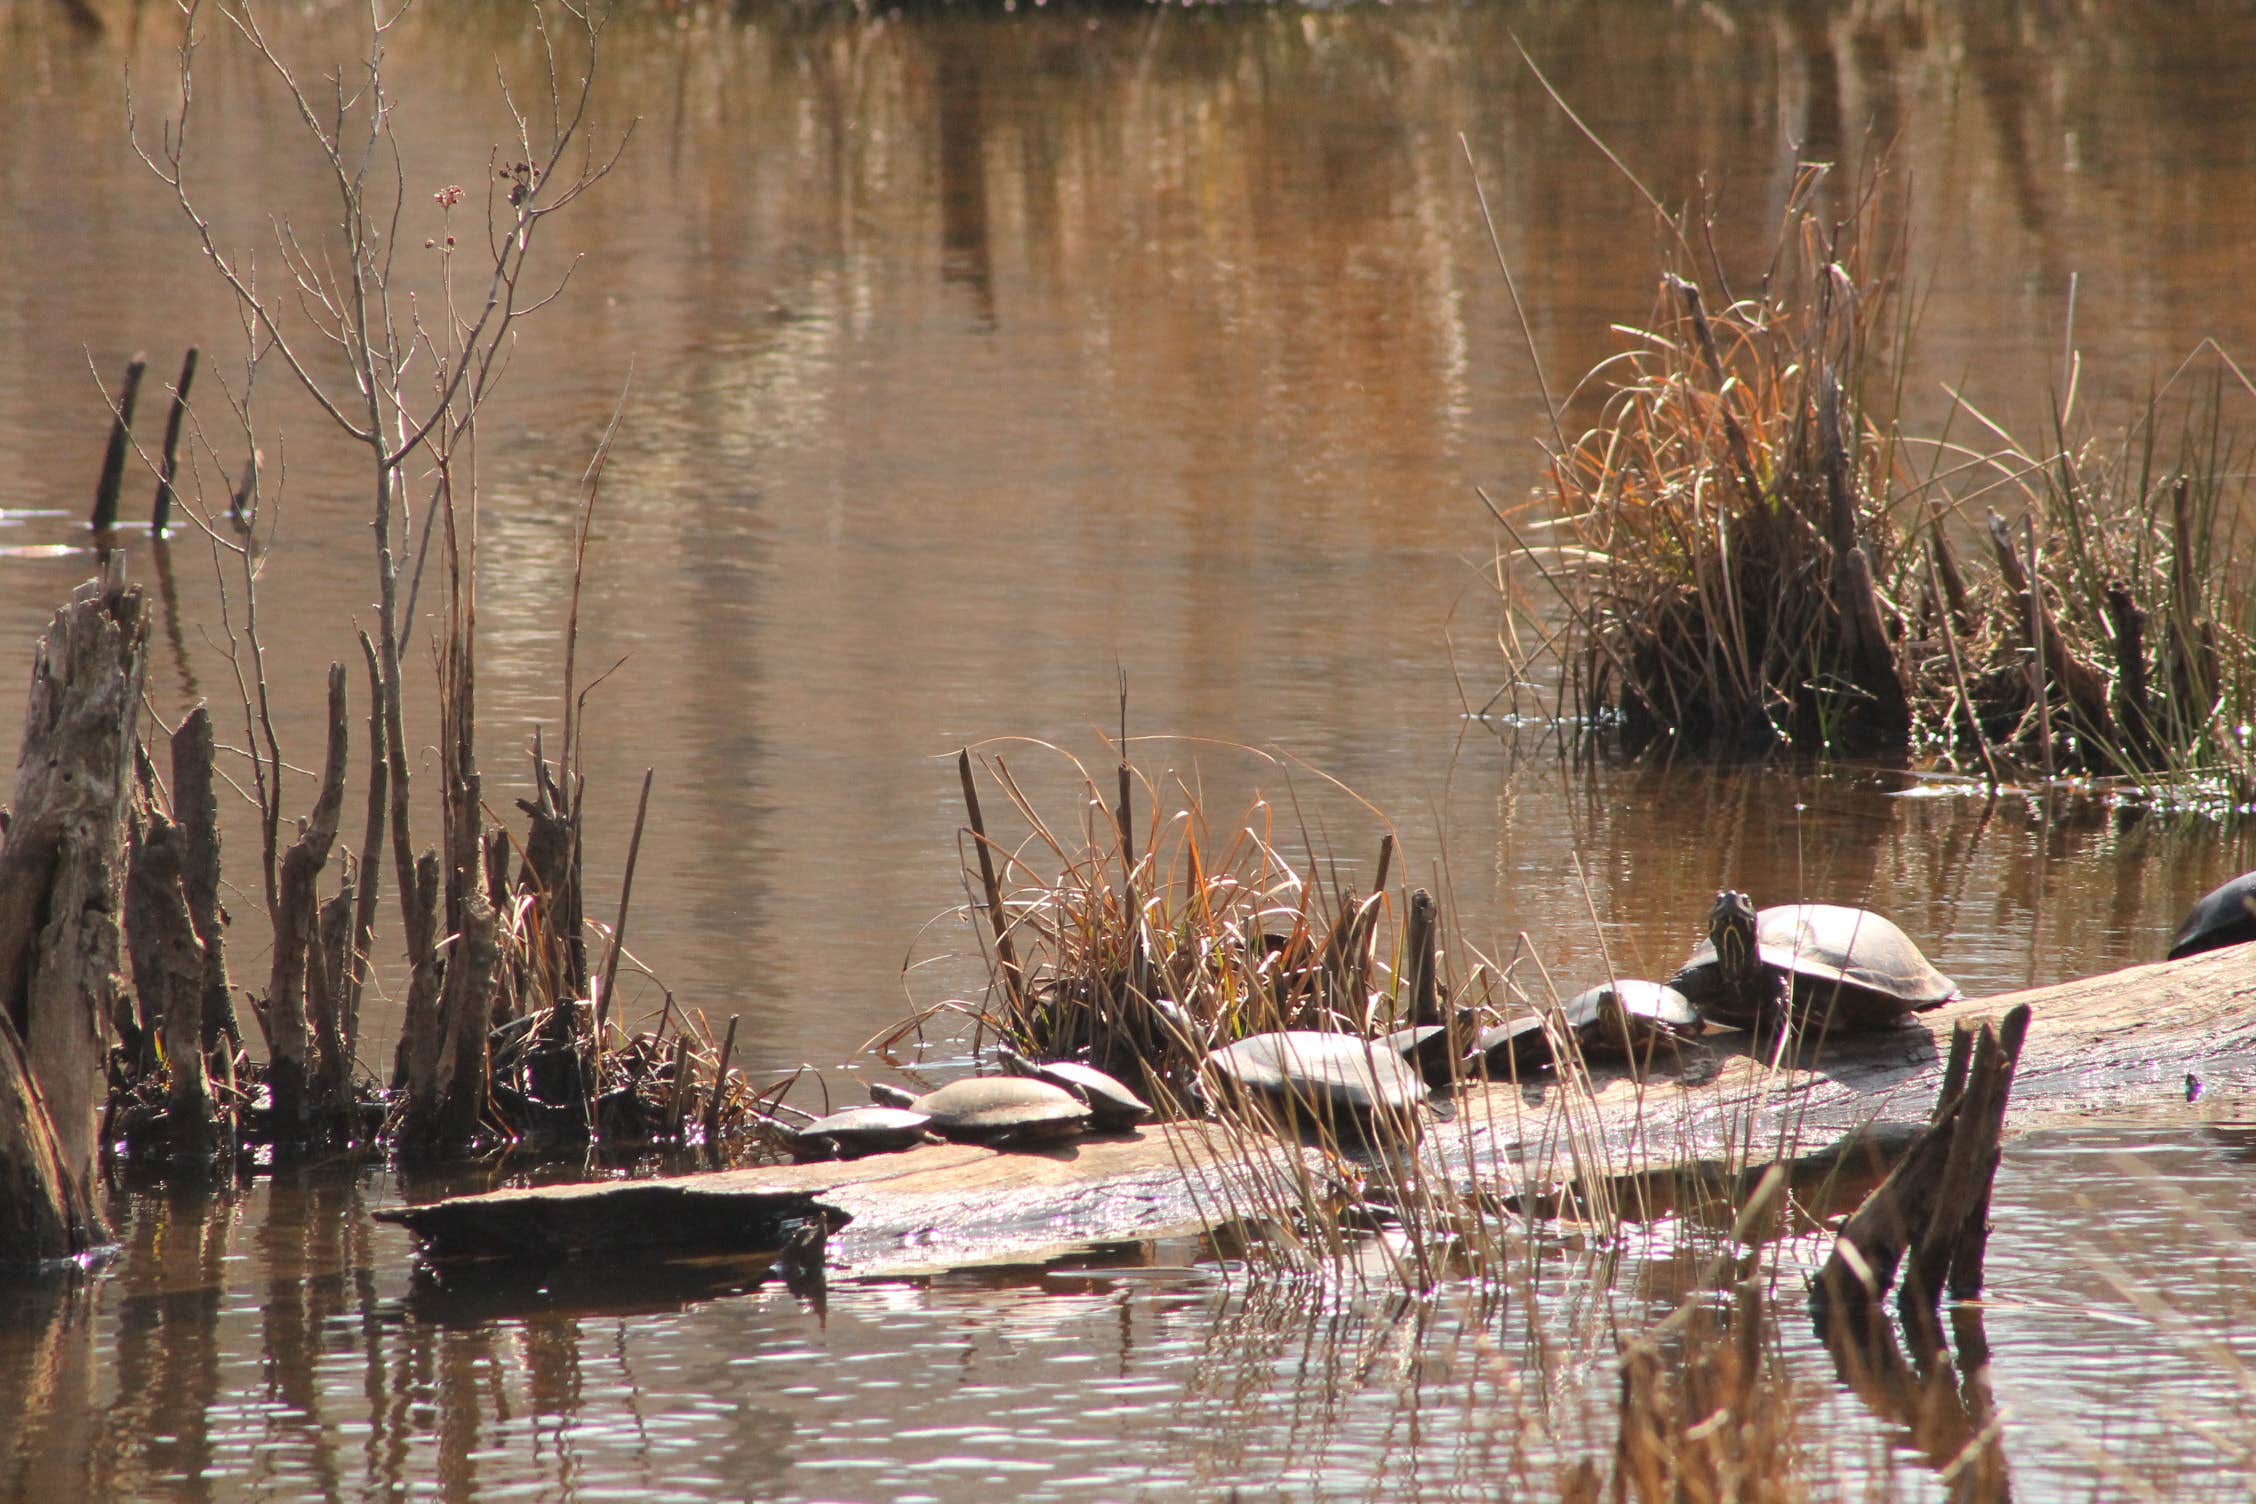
[0,1011,97,1264]
[382,1122,1315,1275]
[149,346,197,535]
[515,732,585,1005]
[382,945,2256,1278]
[89,354,146,532]
[0,569,146,1258]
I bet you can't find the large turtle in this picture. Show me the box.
[1669,890,1959,1033]
[869,1077,1091,1146]
[1201,1030,1427,1140]
[2169,871,2256,959]
[1474,980,1702,1073]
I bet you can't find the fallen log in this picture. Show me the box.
[380,944,2256,1278]
[383,1122,1316,1278]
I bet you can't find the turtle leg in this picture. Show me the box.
[1749,976,1797,1058]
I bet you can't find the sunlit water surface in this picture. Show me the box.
[5,0,2256,1497]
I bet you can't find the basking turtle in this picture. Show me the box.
[758,1105,933,1162]
[1669,890,1958,1033]
[1474,1013,1555,1074]
[1380,1022,1459,1087]
[869,1077,1092,1146]
[2169,872,2256,959]
[996,1048,1153,1129]
[1200,1030,1427,1139]
[1473,981,1702,1072]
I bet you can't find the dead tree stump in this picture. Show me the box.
[1814,1003,2033,1322]
[123,809,217,1162]
[0,568,148,1262]
[262,663,351,1146]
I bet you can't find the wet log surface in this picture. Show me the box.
[382,945,2256,1278]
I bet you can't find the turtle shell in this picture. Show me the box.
[1202,1030,1427,1137]
[999,1049,1153,1130]
[1473,982,1701,1072]
[1672,899,1957,1031]
[787,1106,932,1161]
[2169,872,2256,959]
[1380,1022,1466,1087]
[905,1076,1092,1146]
[1566,981,1704,1057]
[1475,1014,1556,1074]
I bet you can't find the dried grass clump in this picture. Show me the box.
[894,743,1464,1110]
[1497,165,1918,759]
[1901,372,2256,797]
[1494,164,2256,800]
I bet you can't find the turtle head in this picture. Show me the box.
[1710,890,1759,989]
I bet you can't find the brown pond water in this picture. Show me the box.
[5,0,2256,1497]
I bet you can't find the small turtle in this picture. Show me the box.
[869,1076,1092,1146]
[760,1105,933,1162]
[2169,871,2256,960]
[1670,890,1958,1033]
[1380,1022,1459,1086]
[1471,981,1701,1073]
[1575,980,1704,1057]
[1200,1030,1427,1139]
[1474,1013,1556,1074]
[996,1048,1153,1129]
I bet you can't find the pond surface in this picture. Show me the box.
[4,0,2256,1497]
[10,1128,2256,1500]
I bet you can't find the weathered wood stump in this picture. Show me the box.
[0,566,147,1264]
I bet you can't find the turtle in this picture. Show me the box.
[1200,1030,1427,1139]
[995,1048,1154,1129]
[2168,871,2256,960]
[1669,890,1959,1033]
[757,1105,933,1162]
[1472,981,1702,1073]
[868,1076,1092,1146]
[1574,980,1704,1057]
[1473,1013,1556,1074]
[1380,1022,1459,1087]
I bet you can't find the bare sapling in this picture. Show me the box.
[126,0,629,1162]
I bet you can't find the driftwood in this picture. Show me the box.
[122,809,216,1160]
[0,568,147,1263]
[384,944,2256,1279]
